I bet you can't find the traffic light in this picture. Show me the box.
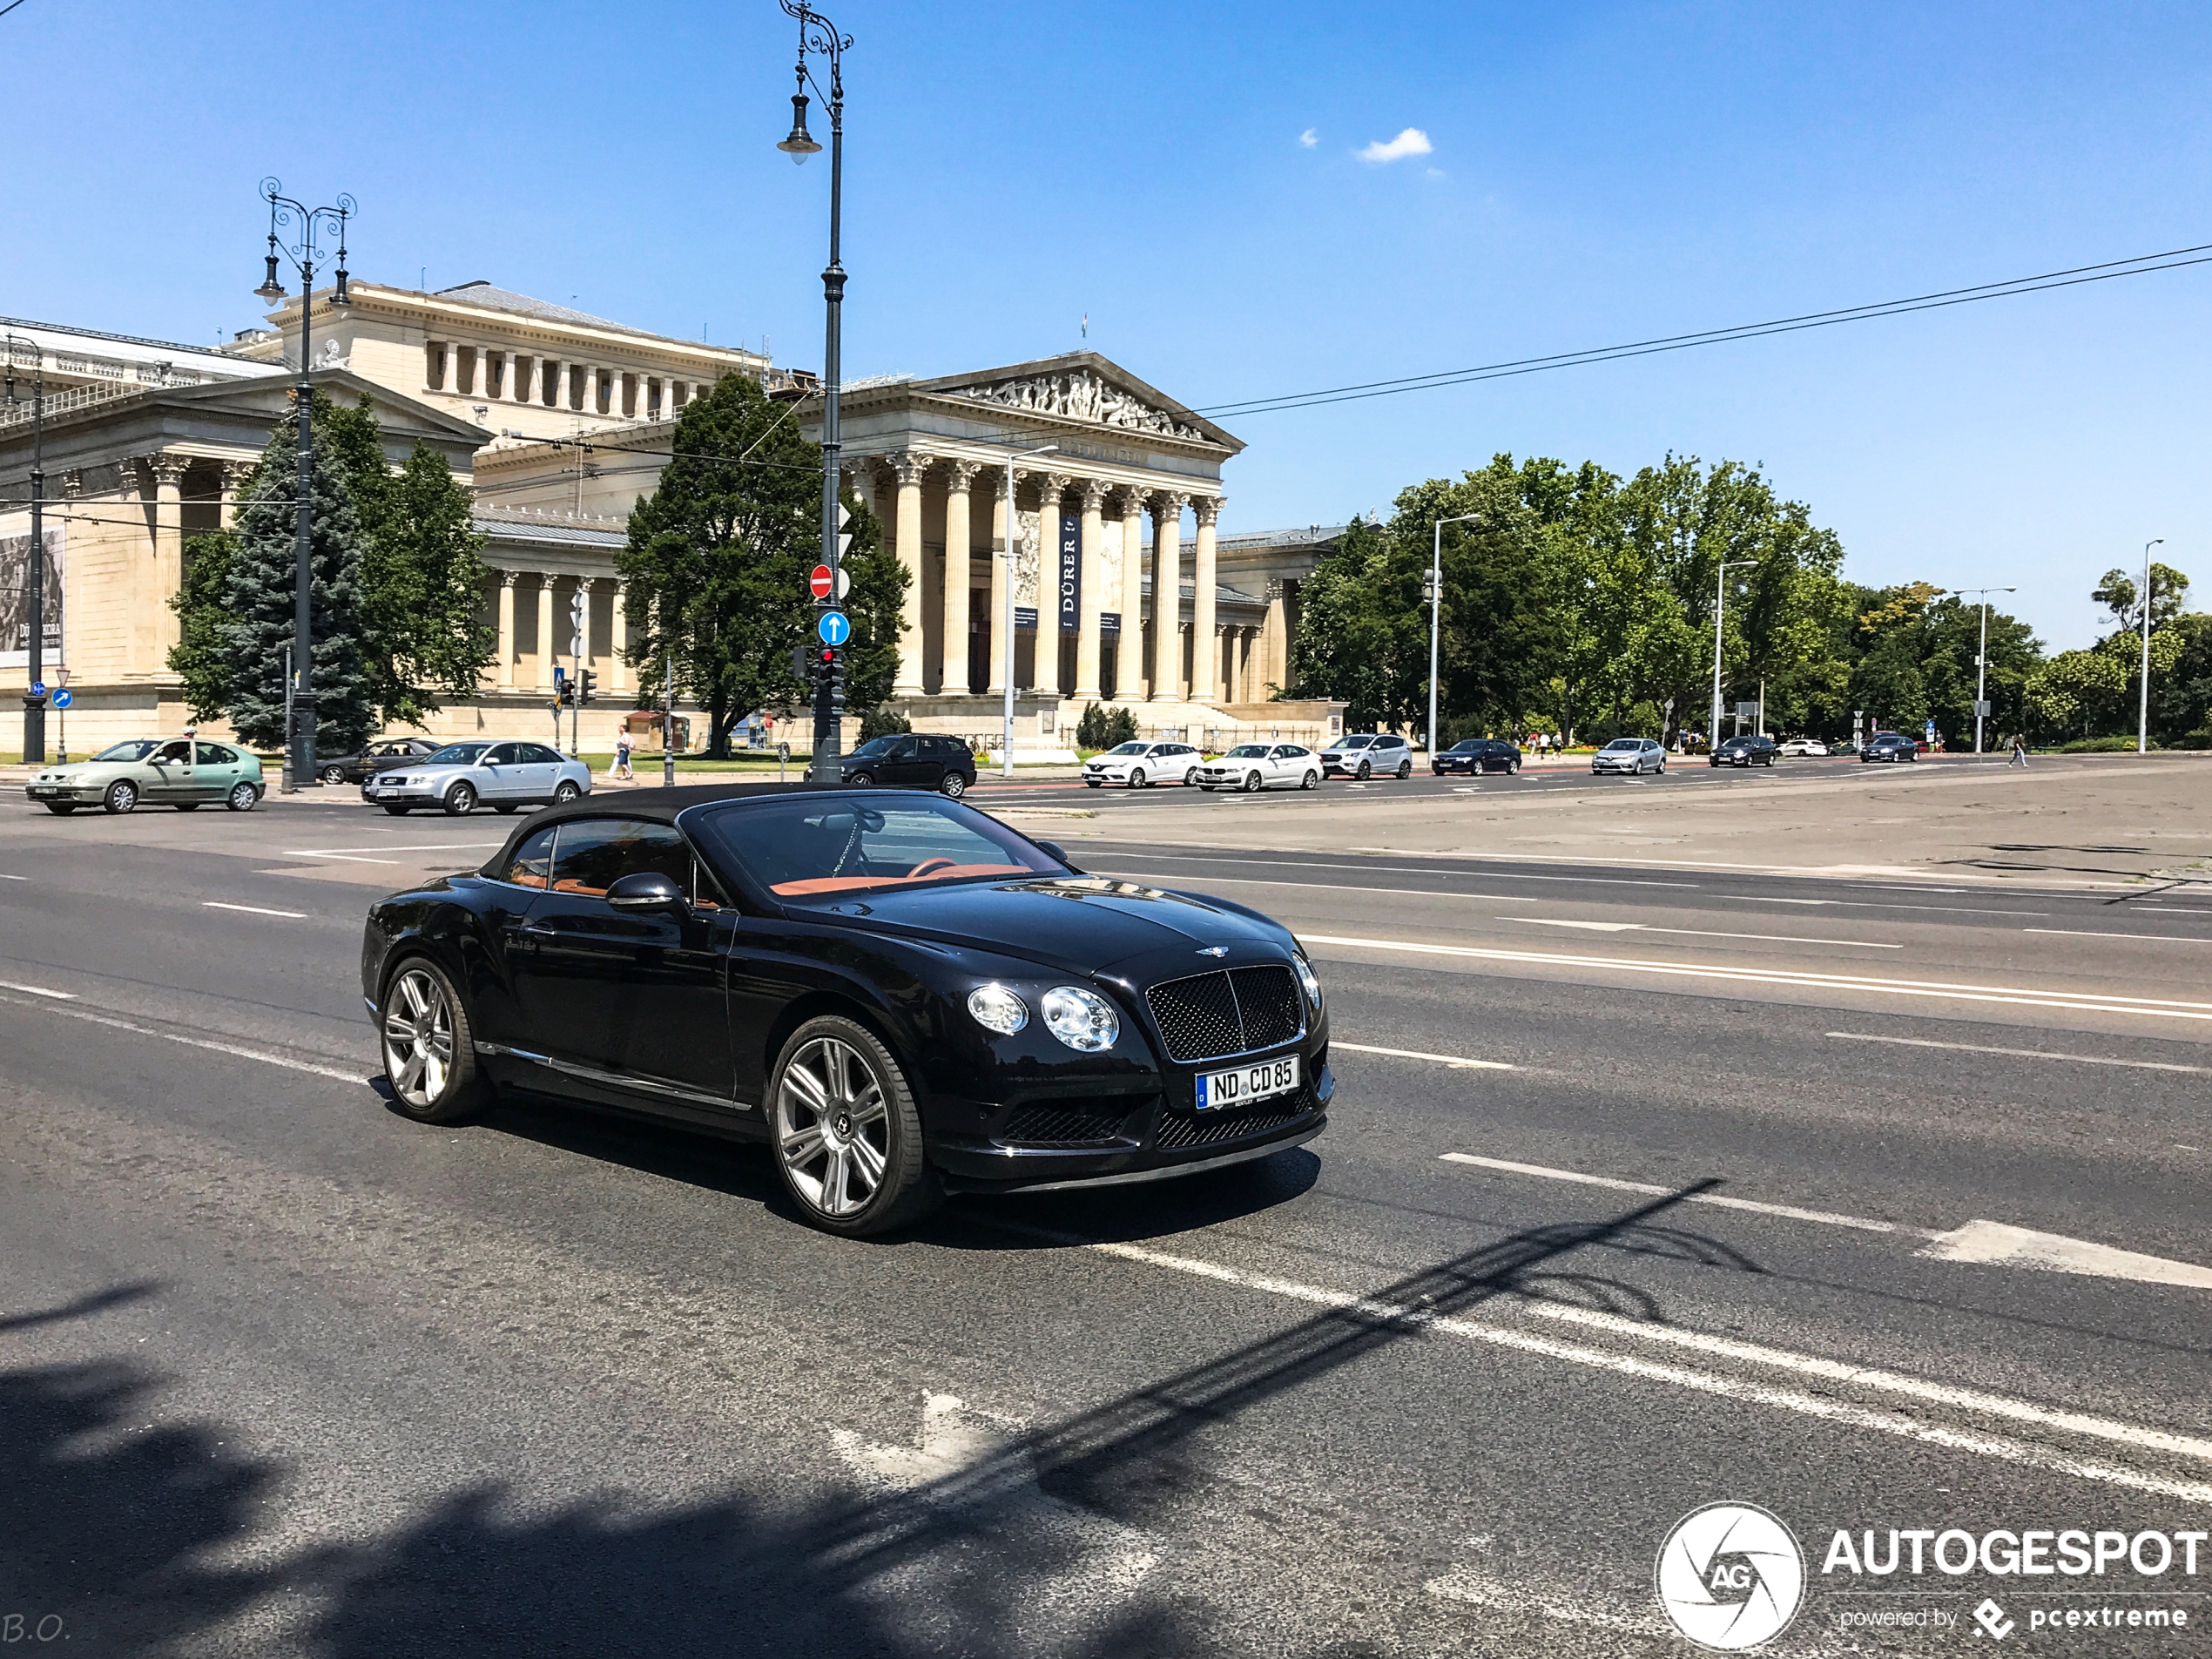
[813,646,846,712]
[555,679,574,708]
[577,668,597,706]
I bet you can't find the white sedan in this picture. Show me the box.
[1193,744,1322,792]
[1777,738,1831,757]
[1082,739,1204,788]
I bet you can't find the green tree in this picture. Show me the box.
[1284,516,1399,728]
[835,486,909,727]
[2093,563,2190,631]
[616,373,831,756]
[168,529,238,724]
[219,406,378,754]
[362,443,497,726]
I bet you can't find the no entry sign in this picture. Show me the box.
[809,564,833,601]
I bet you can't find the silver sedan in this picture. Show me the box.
[361,739,592,816]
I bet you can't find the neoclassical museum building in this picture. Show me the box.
[0,280,1345,757]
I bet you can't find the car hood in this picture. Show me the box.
[795,875,1292,976]
[35,761,141,782]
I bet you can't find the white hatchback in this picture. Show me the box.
[1193,744,1323,792]
[1082,740,1204,788]
[1777,738,1830,757]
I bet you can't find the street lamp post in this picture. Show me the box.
[1709,560,1757,748]
[3,334,49,764]
[775,1,852,780]
[1001,445,1057,778]
[1429,514,1478,755]
[1946,585,2015,754]
[253,178,354,793]
[2139,539,2163,755]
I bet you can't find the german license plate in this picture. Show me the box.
[27,786,56,798]
[1196,1054,1300,1111]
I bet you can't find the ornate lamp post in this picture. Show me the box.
[3,334,49,764]
[252,177,354,792]
[776,1,851,779]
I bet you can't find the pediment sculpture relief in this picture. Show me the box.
[954,368,1207,442]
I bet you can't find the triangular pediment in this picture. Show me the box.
[167,369,494,447]
[909,353,1242,453]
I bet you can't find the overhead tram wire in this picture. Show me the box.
[1191,239,2212,420]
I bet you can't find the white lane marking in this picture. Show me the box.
[1919,1221,2212,1290]
[1096,870,1541,903]
[1437,1152,1925,1235]
[1522,1301,2212,1466]
[1719,893,2051,916]
[1824,1030,2209,1073]
[0,981,78,1000]
[2025,927,2212,944]
[202,901,309,920]
[1425,1568,1662,1635]
[1082,1239,2212,1502]
[282,841,502,856]
[1101,850,1697,888]
[0,992,364,1082]
[1296,932,2212,1021]
[1332,1042,1515,1070]
[1719,894,1834,904]
[1352,845,1991,881]
[1510,916,1899,948]
[0,873,26,881]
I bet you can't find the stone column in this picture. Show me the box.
[889,452,931,697]
[1118,490,1146,700]
[941,461,981,698]
[1191,496,1223,707]
[985,483,1009,697]
[150,455,190,666]
[1035,472,1071,695]
[1150,493,1189,701]
[1262,581,1288,698]
[536,574,556,691]
[218,460,255,529]
[1073,479,1109,700]
[496,571,519,688]
[609,581,630,694]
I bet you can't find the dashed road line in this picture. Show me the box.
[1332,1042,1515,1070]
[0,981,77,1000]
[203,901,309,920]
[2026,927,2212,944]
[0,990,365,1082]
[1824,1030,2209,1073]
[1437,1151,1927,1235]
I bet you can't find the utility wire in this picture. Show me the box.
[1194,240,2212,419]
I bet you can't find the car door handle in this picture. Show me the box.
[515,921,559,936]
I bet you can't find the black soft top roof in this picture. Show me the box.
[480,782,880,869]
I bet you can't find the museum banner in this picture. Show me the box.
[1057,508,1080,633]
[0,518,63,666]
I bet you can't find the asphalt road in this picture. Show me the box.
[2,792,2208,1656]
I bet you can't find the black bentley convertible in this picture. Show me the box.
[361,786,1332,1235]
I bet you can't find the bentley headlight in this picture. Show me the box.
[967,983,1029,1035]
[1293,950,1324,1014]
[1042,985,1119,1052]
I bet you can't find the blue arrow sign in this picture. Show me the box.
[817,610,851,647]
[28,680,44,698]
[50,688,71,710]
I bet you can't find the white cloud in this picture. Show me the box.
[1357,127,1433,164]
[1298,128,1318,148]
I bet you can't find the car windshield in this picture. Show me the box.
[851,735,900,756]
[91,740,161,763]
[424,744,490,765]
[1448,740,1481,752]
[1338,735,1374,749]
[1601,739,1641,752]
[1103,742,1149,756]
[688,796,1065,900]
[1224,745,1270,759]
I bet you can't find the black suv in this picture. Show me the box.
[1860,732,1920,763]
[1433,738,1522,776]
[1711,734,1778,767]
[830,733,979,796]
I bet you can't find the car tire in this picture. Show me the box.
[768,1014,941,1238]
[43,802,76,814]
[102,779,138,815]
[1507,760,1521,775]
[320,765,347,786]
[1656,760,1666,773]
[940,772,968,799]
[552,780,583,804]
[379,956,490,1125]
[1183,766,1198,786]
[382,805,413,815]
[848,772,875,788]
[442,781,477,816]
[1128,767,1147,789]
[1302,770,1319,789]
[1242,771,1264,793]
[225,782,258,813]
[1397,760,1412,779]
[1355,761,1372,780]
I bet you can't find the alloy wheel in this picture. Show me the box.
[1243,771,1263,792]
[940,773,967,798]
[444,782,476,816]
[1130,769,1146,789]
[103,780,138,814]
[553,779,582,803]
[774,1035,892,1220]
[382,966,456,1110]
[226,783,257,812]
[320,765,347,785]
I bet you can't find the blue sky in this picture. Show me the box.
[5,0,2208,648]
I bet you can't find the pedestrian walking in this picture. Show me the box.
[613,729,636,782]
[2009,732,2028,769]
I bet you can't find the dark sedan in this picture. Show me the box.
[1710,735,1778,767]
[1860,732,1920,763]
[318,737,443,787]
[361,786,1332,1236]
[813,732,977,796]
[1432,738,1522,776]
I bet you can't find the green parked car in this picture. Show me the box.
[24,738,266,815]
